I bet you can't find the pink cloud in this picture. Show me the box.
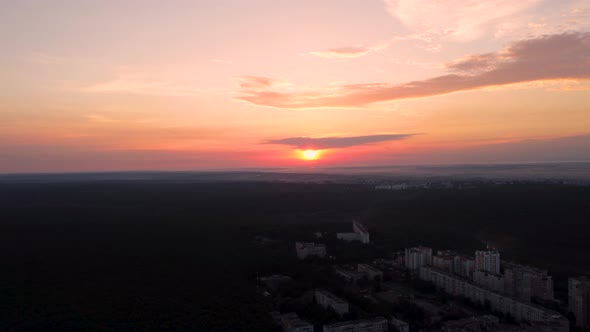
[309,43,388,59]
[238,32,590,109]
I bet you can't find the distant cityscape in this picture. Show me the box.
[262,220,590,332]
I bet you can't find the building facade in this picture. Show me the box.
[280,312,314,332]
[337,220,370,244]
[505,263,554,302]
[473,269,505,293]
[352,221,370,244]
[358,264,383,280]
[315,289,349,315]
[475,250,500,274]
[453,255,475,278]
[389,316,409,332]
[433,254,454,272]
[295,242,327,260]
[323,317,388,332]
[441,315,499,332]
[419,267,566,326]
[335,267,366,284]
[569,276,590,329]
[405,246,433,270]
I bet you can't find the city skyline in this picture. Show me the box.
[2,0,590,172]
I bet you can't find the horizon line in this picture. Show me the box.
[2,160,590,176]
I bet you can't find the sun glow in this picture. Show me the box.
[301,149,320,160]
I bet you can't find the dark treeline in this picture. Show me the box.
[0,181,588,330]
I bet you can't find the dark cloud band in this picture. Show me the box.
[263,134,417,149]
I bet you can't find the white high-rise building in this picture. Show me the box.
[475,250,500,274]
[453,255,475,278]
[505,263,554,302]
[404,246,432,270]
[569,277,590,329]
[419,266,568,327]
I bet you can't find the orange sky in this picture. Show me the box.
[1,1,590,172]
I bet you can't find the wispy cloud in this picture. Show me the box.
[237,76,284,89]
[385,0,541,42]
[309,0,544,58]
[238,32,590,109]
[309,43,387,59]
[263,134,417,149]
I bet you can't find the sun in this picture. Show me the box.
[301,149,320,160]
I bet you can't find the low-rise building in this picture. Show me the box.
[337,232,363,242]
[410,298,444,324]
[337,220,370,244]
[260,274,294,293]
[389,316,409,332]
[296,242,327,259]
[270,311,283,326]
[490,317,569,331]
[323,317,388,332]
[315,289,349,315]
[375,184,409,190]
[280,312,314,332]
[525,316,570,332]
[335,267,366,284]
[441,315,499,332]
[358,264,383,280]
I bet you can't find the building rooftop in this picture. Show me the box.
[434,254,455,260]
[281,312,311,328]
[504,262,548,275]
[324,316,387,328]
[455,255,475,261]
[358,264,382,273]
[316,289,348,304]
[335,267,364,276]
[423,267,563,317]
[389,316,409,326]
[569,276,590,282]
[353,221,369,234]
[296,242,326,249]
[476,250,500,254]
[407,247,431,253]
[442,315,499,328]
[474,269,504,278]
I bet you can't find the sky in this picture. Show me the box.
[1,0,590,172]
